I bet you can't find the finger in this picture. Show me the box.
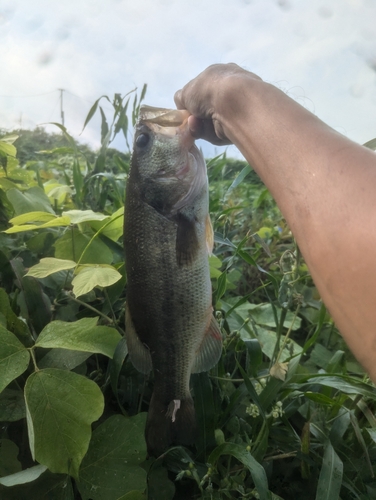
[187,115,203,138]
[200,120,233,146]
[174,89,184,110]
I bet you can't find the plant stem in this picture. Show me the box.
[67,293,114,324]
[28,348,39,372]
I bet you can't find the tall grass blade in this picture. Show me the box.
[227,164,252,192]
[315,441,343,500]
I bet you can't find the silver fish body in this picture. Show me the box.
[124,106,222,456]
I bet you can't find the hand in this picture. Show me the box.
[174,63,261,145]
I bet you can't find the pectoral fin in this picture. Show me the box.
[175,212,200,266]
[191,315,222,373]
[125,304,153,374]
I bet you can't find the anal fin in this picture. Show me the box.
[125,303,153,374]
[191,314,222,373]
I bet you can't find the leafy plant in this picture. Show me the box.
[0,102,375,500]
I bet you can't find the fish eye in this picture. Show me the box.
[136,133,150,148]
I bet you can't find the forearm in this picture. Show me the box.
[220,77,376,380]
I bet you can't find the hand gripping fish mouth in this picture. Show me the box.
[124,105,222,457]
[136,105,206,214]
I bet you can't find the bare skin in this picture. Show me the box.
[175,63,376,382]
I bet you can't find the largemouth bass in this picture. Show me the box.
[124,105,222,457]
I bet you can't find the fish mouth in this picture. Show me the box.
[139,105,190,129]
[139,105,194,148]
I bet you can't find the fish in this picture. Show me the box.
[123,105,222,457]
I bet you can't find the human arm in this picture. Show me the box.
[175,63,376,381]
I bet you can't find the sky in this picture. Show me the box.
[0,0,375,159]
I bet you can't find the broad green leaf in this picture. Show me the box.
[0,388,26,421]
[242,326,302,362]
[6,187,55,215]
[0,464,48,487]
[89,207,124,241]
[78,414,147,500]
[208,442,271,500]
[209,255,222,268]
[25,368,104,477]
[0,177,18,190]
[0,141,16,157]
[315,442,343,500]
[309,343,333,369]
[11,258,52,334]
[63,209,109,224]
[38,348,92,371]
[72,265,122,297]
[0,287,33,346]
[0,439,22,477]
[44,183,72,202]
[146,464,175,500]
[35,317,121,358]
[0,325,30,392]
[55,228,113,264]
[4,216,71,233]
[248,303,301,330]
[9,211,57,225]
[1,134,18,145]
[26,257,76,278]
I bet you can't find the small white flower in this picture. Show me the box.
[246,403,260,418]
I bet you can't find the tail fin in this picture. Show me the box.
[145,394,197,457]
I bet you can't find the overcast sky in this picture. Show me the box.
[1,0,375,159]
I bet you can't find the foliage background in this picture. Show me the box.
[0,93,376,500]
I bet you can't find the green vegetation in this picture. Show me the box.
[0,91,375,500]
